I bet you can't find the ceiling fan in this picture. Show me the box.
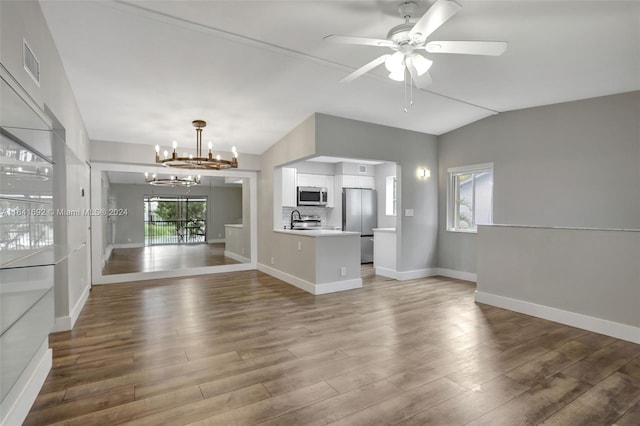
[324,0,508,89]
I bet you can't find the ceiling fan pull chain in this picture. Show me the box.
[404,72,408,113]
[410,71,414,108]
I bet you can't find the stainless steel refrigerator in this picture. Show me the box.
[342,188,377,263]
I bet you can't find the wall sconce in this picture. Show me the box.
[418,168,430,179]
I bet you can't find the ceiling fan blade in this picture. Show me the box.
[323,35,395,48]
[408,0,461,42]
[425,41,508,56]
[406,63,432,89]
[340,54,390,83]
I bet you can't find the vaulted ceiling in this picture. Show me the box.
[40,1,640,155]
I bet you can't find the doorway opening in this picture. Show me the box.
[144,195,207,245]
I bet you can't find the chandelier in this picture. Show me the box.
[144,172,200,187]
[154,120,238,170]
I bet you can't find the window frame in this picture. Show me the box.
[446,162,494,233]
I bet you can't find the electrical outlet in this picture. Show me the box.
[297,241,302,251]
[404,209,414,217]
[218,233,222,238]
[340,266,347,277]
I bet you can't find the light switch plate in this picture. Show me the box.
[404,209,414,217]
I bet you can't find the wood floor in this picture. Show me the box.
[102,243,240,275]
[26,268,640,425]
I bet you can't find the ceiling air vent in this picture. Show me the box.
[23,39,40,85]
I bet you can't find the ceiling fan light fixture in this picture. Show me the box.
[389,69,405,82]
[410,53,433,76]
[384,51,405,72]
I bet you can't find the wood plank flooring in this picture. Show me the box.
[102,243,239,275]
[25,268,640,425]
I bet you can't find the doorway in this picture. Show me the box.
[144,195,207,245]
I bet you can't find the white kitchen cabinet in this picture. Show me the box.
[357,175,375,189]
[338,174,375,189]
[325,175,335,207]
[341,175,357,188]
[297,173,328,188]
[282,167,297,207]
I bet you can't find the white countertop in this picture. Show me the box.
[274,229,360,237]
[224,224,243,228]
[373,228,396,233]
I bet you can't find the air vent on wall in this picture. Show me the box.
[23,39,40,85]
[358,164,368,174]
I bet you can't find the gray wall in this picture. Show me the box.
[109,183,242,245]
[1,0,91,325]
[259,115,317,268]
[438,91,640,274]
[477,226,640,331]
[314,114,439,273]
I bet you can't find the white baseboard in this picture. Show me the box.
[53,283,91,332]
[224,250,250,264]
[396,268,438,281]
[315,278,362,294]
[102,245,113,268]
[0,340,51,426]
[112,243,144,249]
[437,268,478,282]
[475,291,640,345]
[258,263,362,295]
[374,267,438,281]
[375,267,399,279]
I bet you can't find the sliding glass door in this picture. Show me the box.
[143,196,207,245]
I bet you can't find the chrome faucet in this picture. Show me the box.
[290,209,301,229]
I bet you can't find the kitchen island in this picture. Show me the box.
[259,229,362,295]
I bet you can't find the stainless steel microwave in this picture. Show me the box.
[297,186,328,206]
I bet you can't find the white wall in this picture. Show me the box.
[438,91,640,274]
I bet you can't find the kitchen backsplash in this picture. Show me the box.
[282,206,328,228]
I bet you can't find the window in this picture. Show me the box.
[144,195,207,245]
[385,176,397,216]
[447,163,493,232]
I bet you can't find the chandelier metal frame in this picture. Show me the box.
[154,120,238,170]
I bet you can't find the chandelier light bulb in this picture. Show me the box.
[153,173,156,178]
[153,120,238,170]
[385,51,405,73]
[411,53,433,76]
[145,172,148,178]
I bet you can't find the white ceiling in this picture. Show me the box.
[40,1,640,156]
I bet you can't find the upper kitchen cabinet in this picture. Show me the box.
[281,167,297,207]
[338,175,375,190]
